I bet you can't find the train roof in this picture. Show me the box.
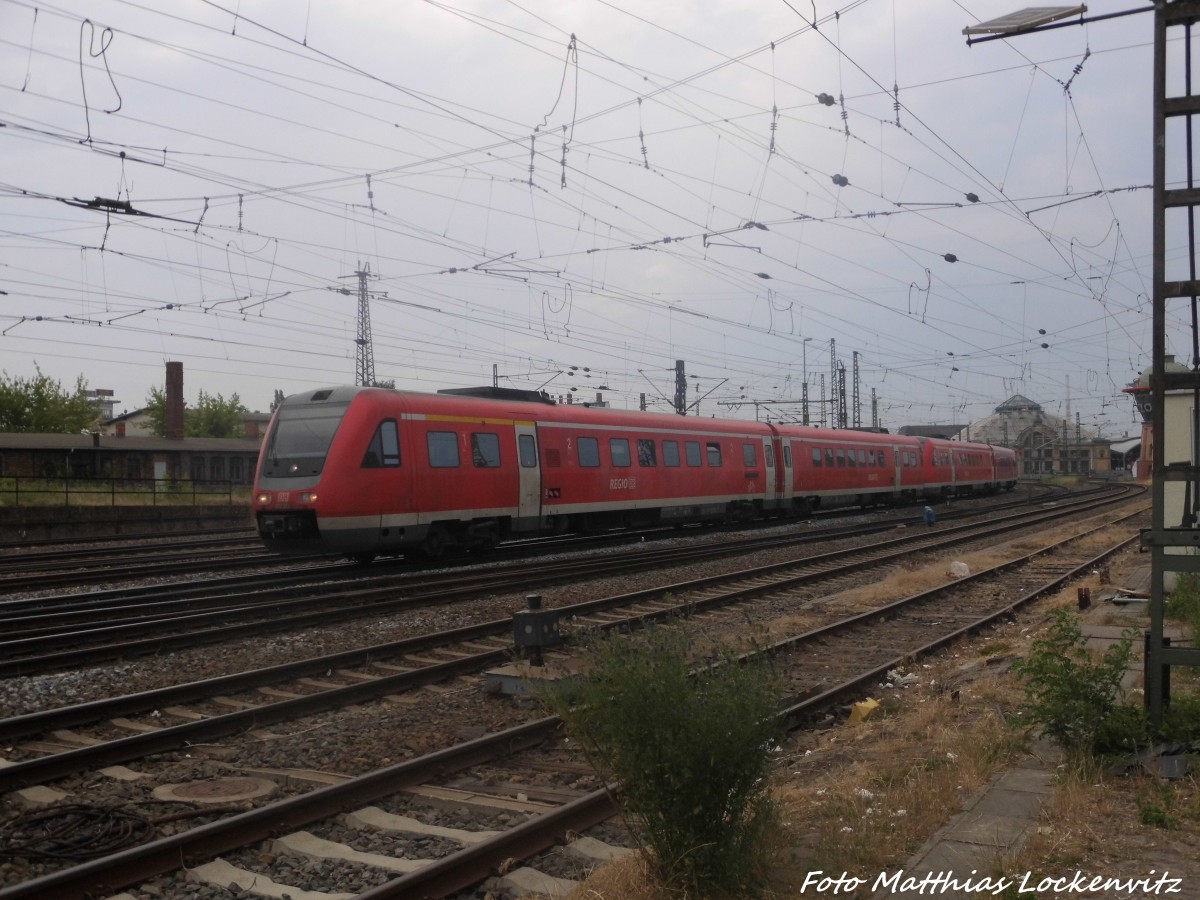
[279,387,1015,452]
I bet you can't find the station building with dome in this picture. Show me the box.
[949,394,1111,478]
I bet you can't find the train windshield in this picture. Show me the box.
[262,402,349,477]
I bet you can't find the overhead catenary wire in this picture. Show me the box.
[0,0,1158,427]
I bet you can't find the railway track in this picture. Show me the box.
[0,482,1071,595]
[0,542,327,593]
[0,487,1145,898]
[0,488,1146,788]
[0,485,1129,678]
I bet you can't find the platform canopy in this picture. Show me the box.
[962,5,1086,36]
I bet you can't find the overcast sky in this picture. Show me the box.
[0,0,1170,436]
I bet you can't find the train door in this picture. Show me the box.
[761,435,779,509]
[776,433,794,506]
[891,444,904,498]
[514,424,541,531]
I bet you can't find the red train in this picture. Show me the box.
[253,386,1018,561]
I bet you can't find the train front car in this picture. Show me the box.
[253,386,371,557]
[254,386,531,561]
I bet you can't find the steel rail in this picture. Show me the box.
[779,533,1144,721]
[0,485,1133,673]
[263,515,1152,900]
[357,519,1146,900]
[0,719,561,900]
[0,508,1142,900]
[0,493,1144,791]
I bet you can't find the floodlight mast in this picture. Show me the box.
[962,5,1149,46]
[963,1,1200,728]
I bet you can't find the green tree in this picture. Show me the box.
[144,387,169,438]
[0,368,98,433]
[190,390,247,438]
[269,388,286,412]
[143,387,248,438]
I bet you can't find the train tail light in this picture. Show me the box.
[300,492,319,504]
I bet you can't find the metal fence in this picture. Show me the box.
[0,476,250,507]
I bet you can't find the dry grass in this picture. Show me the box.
[561,535,1200,900]
[775,518,1137,635]
[1007,764,1200,888]
[564,853,666,900]
[764,648,1031,890]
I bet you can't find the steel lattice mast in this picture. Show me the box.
[354,263,375,387]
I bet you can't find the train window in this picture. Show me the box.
[706,443,722,466]
[362,420,400,468]
[765,443,775,468]
[836,449,845,468]
[783,445,792,468]
[472,432,501,468]
[519,434,538,468]
[428,431,460,468]
[637,439,657,467]
[685,441,702,466]
[847,450,857,468]
[262,402,349,477]
[857,450,866,466]
[578,437,600,467]
[663,440,681,467]
[610,438,632,467]
[825,448,835,467]
[812,448,822,467]
[742,443,757,467]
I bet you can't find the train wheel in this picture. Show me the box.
[420,526,448,559]
[470,527,500,553]
[350,552,376,565]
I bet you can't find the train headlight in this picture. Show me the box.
[255,492,272,505]
[300,492,318,504]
